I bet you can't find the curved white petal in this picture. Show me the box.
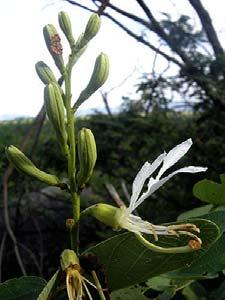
[156,139,193,180]
[132,165,207,210]
[129,153,165,212]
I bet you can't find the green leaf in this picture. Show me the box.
[0,276,46,300]
[193,178,225,205]
[167,211,225,279]
[111,285,148,300]
[37,270,60,300]
[177,204,213,221]
[83,219,219,290]
[147,275,192,292]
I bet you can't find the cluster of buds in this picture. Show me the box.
[6,11,106,192]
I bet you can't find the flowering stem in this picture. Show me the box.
[64,66,80,252]
[135,233,195,254]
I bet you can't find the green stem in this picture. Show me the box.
[64,66,80,253]
[71,192,80,252]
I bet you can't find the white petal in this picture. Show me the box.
[156,139,193,180]
[129,153,165,212]
[133,165,207,210]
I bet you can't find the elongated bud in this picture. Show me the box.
[35,61,57,84]
[84,13,101,42]
[6,145,61,186]
[44,83,68,155]
[77,128,97,188]
[43,24,65,74]
[71,14,100,54]
[74,53,109,110]
[86,204,124,229]
[60,249,80,272]
[58,11,75,47]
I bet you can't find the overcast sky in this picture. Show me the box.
[0,0,225,119]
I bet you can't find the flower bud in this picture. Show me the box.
[60,249,80,272]
[35,61,57,85]
[84,13,101,42]
[77,128,97,188]
[6,145,61,186]
[58,11,75,47]
[74,53,109,110]
[43,24,65,74]
[87,204,124,229]
[44,83,68,155]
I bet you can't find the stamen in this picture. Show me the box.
[82,280,93,300]
[167,223,200,233]
[83,276,98,289]
[66,274,75,300]
[145,222,158,241]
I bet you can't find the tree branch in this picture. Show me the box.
[188,0,224,56]
[92,0,150,27]
[135,0,191,64]
[102,12,183,67]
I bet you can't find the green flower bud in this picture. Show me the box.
[35,61,57,85]
[74,53,109,110]
[6,145,61,186]
[77,128,97,188]
[70,14,100,60]
[44,83,68,155]
[43,24,65,74]
[58,11,75,47]
[84,13,101,42]
[60,249,80,272]
[87,204,125,229]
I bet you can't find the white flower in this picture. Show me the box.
[116,138,207,241]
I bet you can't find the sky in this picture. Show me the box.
[0,0,225,119]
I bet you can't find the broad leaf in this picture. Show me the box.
[147,275,192,292]
[177,204,213,221]
[111,285,148,300]
[167,211,225,278]
[83,219,219,290]
[0,276,46,300]
[193,177,225,205]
